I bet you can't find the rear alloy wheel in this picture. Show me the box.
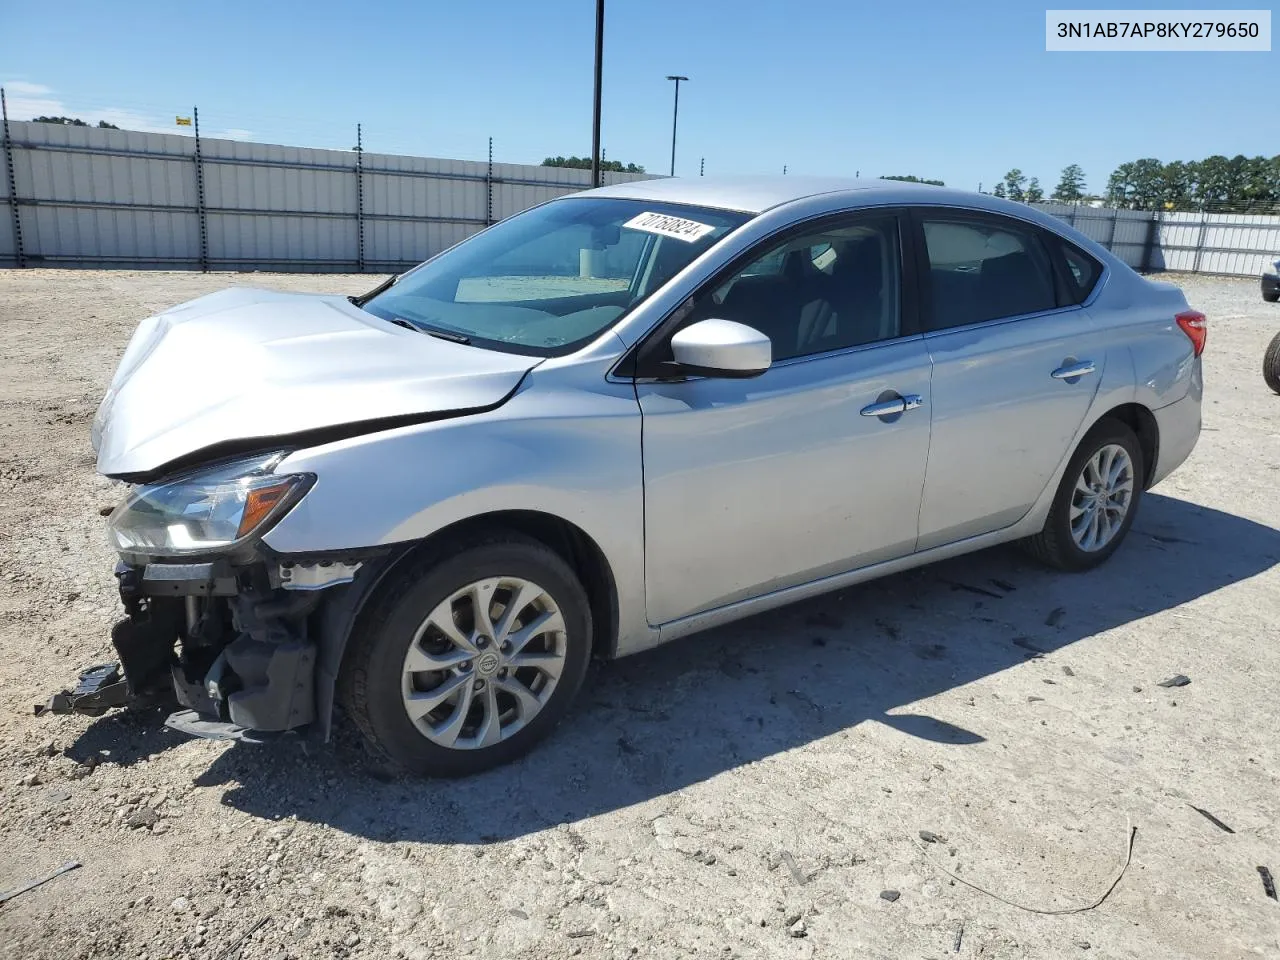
[342,534,591,777]
[1022,420,1144,571]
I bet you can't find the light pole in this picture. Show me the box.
[665,75,688,177]
[590,0,604,187]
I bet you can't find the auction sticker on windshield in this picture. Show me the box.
[623,211,717,242]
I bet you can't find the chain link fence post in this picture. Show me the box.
[1,87,26,268]
[355,123,365,272]
[486,137,494,227]
[192,107,209,273]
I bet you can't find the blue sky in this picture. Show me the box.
[2,0,1275,194]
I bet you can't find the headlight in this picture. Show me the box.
[108,453,312,556]
[1265,259,1280,276]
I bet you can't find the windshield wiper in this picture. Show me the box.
[348,273,400,308]
[424,328,471,345]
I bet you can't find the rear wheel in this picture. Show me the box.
[1022,420,1144,571]
[341,533,592,777]
[1264,330,1280,394]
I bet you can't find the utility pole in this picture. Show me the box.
[665,75,688,177]
[700,157,704,177]
[590,0,604,187]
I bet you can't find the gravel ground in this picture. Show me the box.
[0,269,1278,960]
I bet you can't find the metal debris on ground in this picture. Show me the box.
[1158,674,1191,688]
[214,916,269,960]
[1045,607,1066,627]
[916,821,1137,915]
[1188,805,1234,833]
[1259,866,1277,901]
[0,861,81,906]
[780,851,808,885]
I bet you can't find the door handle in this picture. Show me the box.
[1051,360,1096,381]
[860,394,924,418]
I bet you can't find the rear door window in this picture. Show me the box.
[919,214,1058,330]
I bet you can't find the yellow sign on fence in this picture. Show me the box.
[175,116,192,127]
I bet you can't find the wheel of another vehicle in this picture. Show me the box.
[1021,419,1144,572]
[1263,287,1280,303]
[1264,330,1280,394]
[340,533,592,777]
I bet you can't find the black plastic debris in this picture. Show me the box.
[1259,866,1277,901]
[1158,674,1191,688]
[1188,806,1234,833]
[1012,637,1047,654]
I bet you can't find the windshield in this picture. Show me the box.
[362,197,751,355]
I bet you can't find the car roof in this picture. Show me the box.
[583,175,970,215]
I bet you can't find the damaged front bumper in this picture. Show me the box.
[41,552,376,743]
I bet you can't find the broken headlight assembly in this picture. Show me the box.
[108,453,313,556]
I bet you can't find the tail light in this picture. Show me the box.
[1176,310,1207,356]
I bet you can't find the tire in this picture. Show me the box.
[340,532,592,777]
[1264,330,1280,394]
[1263,288,1280,303]
[1021,419,1145,572]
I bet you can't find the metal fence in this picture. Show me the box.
[1031,202,1280,277]
[3,111,1278,277]
[0,118,651,272]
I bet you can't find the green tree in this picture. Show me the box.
[881,174,945,186]
[1051,164,1086,202]
[992,182,1007,198]
[542,155,644,173]
[1105,162,1136,207]
[1160,161,1194,210]
[1001,169,1027,202]
[32,115,118,129]
[1025,177,1044,203]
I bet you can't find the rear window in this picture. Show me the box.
[1056,240,1103,304]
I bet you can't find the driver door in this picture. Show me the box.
[634,212,934,625]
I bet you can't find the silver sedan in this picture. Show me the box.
[83,177,1204,776]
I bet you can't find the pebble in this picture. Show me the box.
[879,890,901,902]
[170,896,190,913]
[1075,940,1091,950]
[788,918,807,938]
[126,808,159,830]
[151,822,170,835]
[18,773,41,787]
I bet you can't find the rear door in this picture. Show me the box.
[634,211,934,624]
[912,209,1104,550]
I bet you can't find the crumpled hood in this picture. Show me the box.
[93,288,540,478]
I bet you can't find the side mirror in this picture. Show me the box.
[668,318,771,379]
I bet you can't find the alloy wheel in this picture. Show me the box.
[400,577,566,749]
[1069,443,1135,552]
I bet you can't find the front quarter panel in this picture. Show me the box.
[263,356,650,652]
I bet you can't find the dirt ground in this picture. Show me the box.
[0,269,1278,960]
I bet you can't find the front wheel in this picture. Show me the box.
[1264,330,1280,394]
[341,533,592,777]
[1021,420,1144,571]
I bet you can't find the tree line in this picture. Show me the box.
[542,155,645,173]
[32,116,119,129]
[991,156,1280,212]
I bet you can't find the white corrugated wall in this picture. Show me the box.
[0,121,652,271]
